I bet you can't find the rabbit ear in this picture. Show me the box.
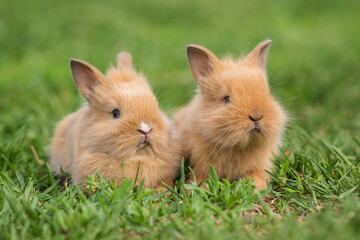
[247,40,272,71]
[70,59,104,101]
[187,45,219,84]
[117,52,133,70]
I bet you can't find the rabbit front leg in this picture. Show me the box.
[154,179,174,194]
[125,158,175,190]
[244,168,269,191]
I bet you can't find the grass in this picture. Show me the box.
[0,0,360,239]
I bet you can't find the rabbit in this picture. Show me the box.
[173,40,287,191]
[49,52,180,191]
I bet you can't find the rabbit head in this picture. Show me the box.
[186,40,287,149]
[70,52,170,159]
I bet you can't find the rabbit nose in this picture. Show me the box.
[138,122,151,134]
[249,115,263,122]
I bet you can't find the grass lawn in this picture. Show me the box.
[1,0,360,239]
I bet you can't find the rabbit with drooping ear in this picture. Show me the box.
[49,52,180,191]
[173,40,287,190]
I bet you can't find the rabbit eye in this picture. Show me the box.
[112,109,121,119]
[224,95,230,104]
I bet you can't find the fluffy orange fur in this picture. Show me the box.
[49,52,180,191]
[173,40,287,190]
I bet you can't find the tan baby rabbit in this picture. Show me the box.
[173,40,287,190]
[49,52,180,191]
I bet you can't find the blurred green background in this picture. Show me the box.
[0,0,359,154]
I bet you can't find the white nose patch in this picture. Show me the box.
[140,122,151,133]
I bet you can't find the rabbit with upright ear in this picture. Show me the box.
[49,52,180,191]
[173,40,287,190]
